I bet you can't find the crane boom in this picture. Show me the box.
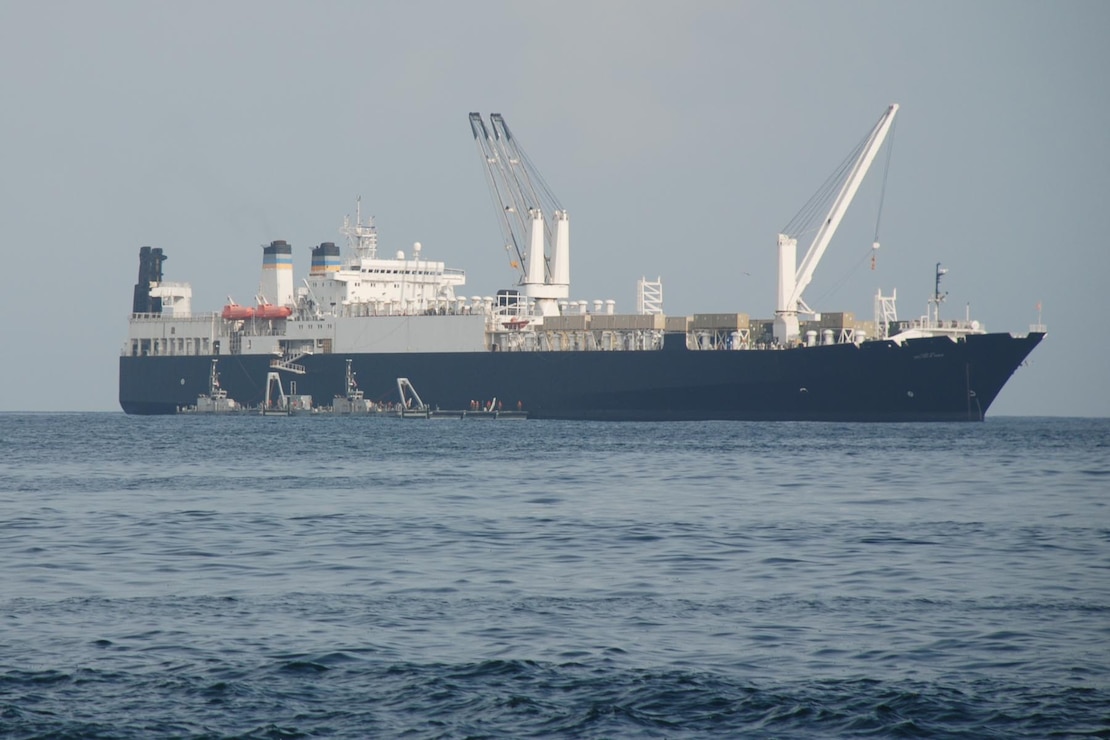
[469,113,570,315]
[774,104,899,344]
[490,114,554,261]
[791,104,898,307]
[470,112,528,281]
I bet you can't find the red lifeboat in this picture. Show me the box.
[221,303,255,320]
[254,304,292,320]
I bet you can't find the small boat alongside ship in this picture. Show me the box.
[182,358,526,419]
[120,105,1044,421]
[178,359,242,414]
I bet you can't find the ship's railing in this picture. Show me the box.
[121,335,218,357]
[895,315,986,337]
[326,299,479,318]
[129,311,223,321]
[484,324,878,352]
[231,322,288,337]
[487,327,667,352]
[270,358,306,374]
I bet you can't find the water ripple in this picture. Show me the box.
[0,414,1107,737]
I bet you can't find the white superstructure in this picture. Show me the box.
[124,205,486,360]
[302,203,466,319]
[148,282,192,318]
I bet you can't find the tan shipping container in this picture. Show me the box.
[665,316,690,332]
[589,314,667,330]
[542,315,590,331]
[818,311,855,328]
[691,313,750,330]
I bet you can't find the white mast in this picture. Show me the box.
[551,209,570,289]
[525,209,546,285]
[340,196,379,262]
[774,104,899,345]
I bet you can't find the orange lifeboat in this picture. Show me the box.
[254,304,292,320]
[222,303,255,320]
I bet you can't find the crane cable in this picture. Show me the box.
[871,119,897,262]
[813,122,898,305]
[783,130,871,239]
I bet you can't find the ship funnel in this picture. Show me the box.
[310,242,341,274]
[132,246,166,314]
[261,240,295,307]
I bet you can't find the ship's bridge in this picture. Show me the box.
[305,243,465,317]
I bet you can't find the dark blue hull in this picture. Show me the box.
[119,332,1044,421]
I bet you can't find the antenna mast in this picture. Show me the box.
[340,196,378,262]
[930,262,949,324]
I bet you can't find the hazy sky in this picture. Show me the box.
[1,1,1106,415]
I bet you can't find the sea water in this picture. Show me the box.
[1,413,1107,738]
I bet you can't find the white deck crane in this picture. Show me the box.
[469,113,569,316]
[774,104,899,345]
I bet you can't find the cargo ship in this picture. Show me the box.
[119,106,1044,420]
